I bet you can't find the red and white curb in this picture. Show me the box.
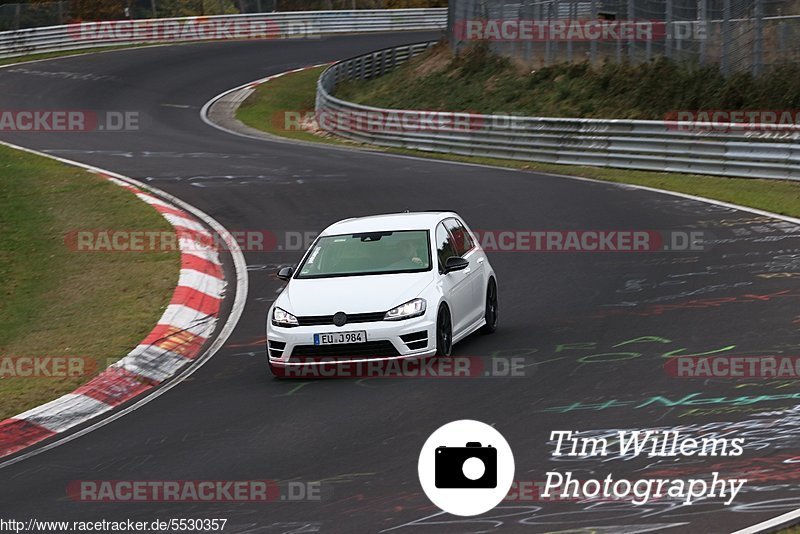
[0,174,227,458]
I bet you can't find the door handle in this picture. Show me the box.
[477,257,485,264]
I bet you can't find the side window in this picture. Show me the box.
[444,218,475,256]
[435,223,457,271]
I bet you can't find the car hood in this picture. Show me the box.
[278,271,434,316]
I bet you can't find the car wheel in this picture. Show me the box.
[435,304,453,357]
[480,279,498,334]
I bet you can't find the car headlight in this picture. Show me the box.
[384,298,426,321]
[272,307,299,327]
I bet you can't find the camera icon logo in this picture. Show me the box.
[418,420,514,516]
[435,442,497,488]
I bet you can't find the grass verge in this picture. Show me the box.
[237,65,800,219]
[0,145,180,419]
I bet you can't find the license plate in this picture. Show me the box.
[314,331,367,345]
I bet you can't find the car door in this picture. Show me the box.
[435,222,473,336]
[444,218,485,326]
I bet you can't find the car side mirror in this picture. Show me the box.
[444,256,469,273]
[277,266,294,281]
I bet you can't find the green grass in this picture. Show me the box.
[237,65,800,219]
[0,145,179,419]
[335,42,800,120]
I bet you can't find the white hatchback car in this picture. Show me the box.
[266,212,498,376]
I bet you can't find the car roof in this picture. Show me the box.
[322,211,460,235]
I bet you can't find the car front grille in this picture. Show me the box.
[296,311,386,326]
[289,340,400,360]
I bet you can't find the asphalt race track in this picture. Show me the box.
[1,32,800,533]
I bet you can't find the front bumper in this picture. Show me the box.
[267,314,437,368]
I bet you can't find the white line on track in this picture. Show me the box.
[732,509,800,534]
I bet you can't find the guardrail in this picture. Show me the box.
[0,9,447,59]
[316,42,800,181]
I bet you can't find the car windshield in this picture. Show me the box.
[296,230,432,279]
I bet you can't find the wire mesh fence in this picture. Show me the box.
[448,0,800,75]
